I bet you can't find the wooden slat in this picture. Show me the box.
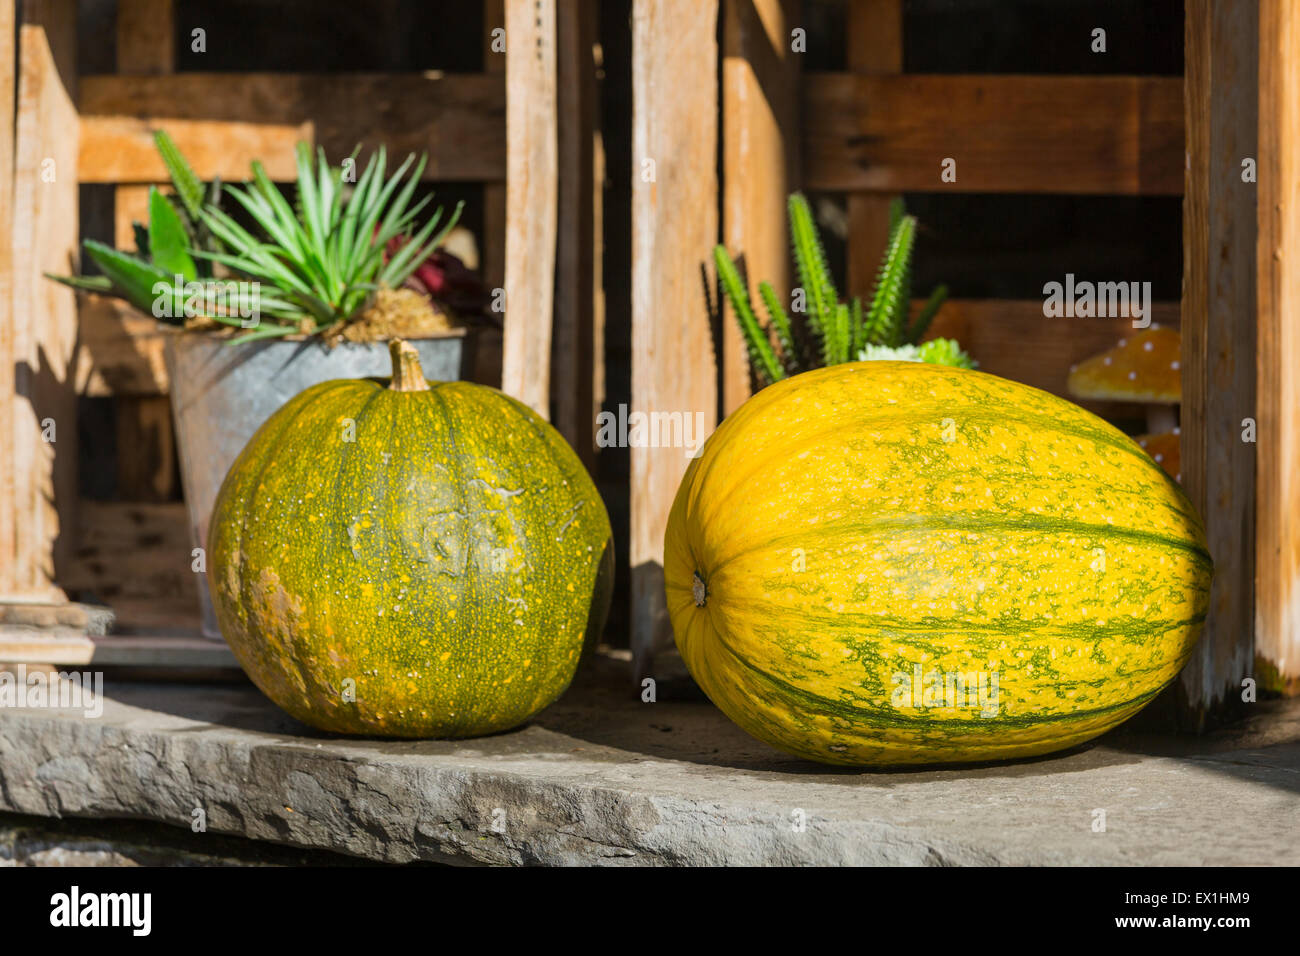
[61,501,198,633]
[630,0,720,678]
[552,0,598,463]
[482,0,507,297]
[115,396,177,502]
[1178,0,1257,729]
[116,0,174,74]
[803,74,1184,195]
[0,0,18,598]
[845,0,901,301]
[1256,0,1300,696]
[721,0,800,415]
[925,298,1180,420]
[4,0,79,600]
[78,73,506,183]
[75,295,171,396]
[500,0,558,416]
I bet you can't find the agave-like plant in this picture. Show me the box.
[714,193,971,388]
[197,143,463,342]
[45,130,225,317]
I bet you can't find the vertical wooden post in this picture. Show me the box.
[1179,0,1258,729]
[482,0,507,298]
[1256,0,1300,696]
[501,0,558,418]
[845,0,902,300]
[720,0,800,415]
[0,0,17,597]
[116,0,177,503]
[3,0,79,600]
[553,0,598,466]
[630,0,719,678]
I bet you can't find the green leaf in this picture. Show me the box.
[788,193,839,366]
[757,280,795,374]
[714,245,784,386]
[153,130,205,221]
[82,240,176,316]
[44,272,114,294]
[147,186,198,281]
[865,215,916,347]
[905,284,948,344]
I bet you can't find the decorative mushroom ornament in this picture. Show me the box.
[1135,428,1182,484]
[1067,325,1181,434]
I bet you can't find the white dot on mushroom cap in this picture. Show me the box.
[1176,473,1182,481]
[1155,453,1164,462]
[1144,341,1154,351]
[1173,427,1181,435]
[1103,357,1112,365]
[1128,371,1137,380]
[1118,339,1127,347]
[1171,360,1180,369]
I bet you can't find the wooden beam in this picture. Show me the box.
[0,0,18,598]
[75,296,171,396]
[552,0,598,463]
[500,0,558,417]
[116,0,173,73]
[4,0,79,600]
[631,0,719,678]
[78,73,506,183]
[1179,0,1257,729]
[482,0,507,298]
[803,74,1184,195]
[845,0,901,301]
[721,0,800,415]
[1256,0,1300,696]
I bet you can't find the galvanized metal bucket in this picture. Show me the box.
[164,331,469,638]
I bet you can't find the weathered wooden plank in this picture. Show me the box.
[552,0,598,464]
[721,0,800,414]
[0,0,19,597]
[925,298,1181,418]
[60,501,198,632]
[1178,0,1257,729]
[75,295,170,396]
[1256,0,1300,696]
[845,0,901,300]
[78,73,506,183]
[631,0,719,679]
[115,396,177,502]
[803,74,1184,195]
[500,0,558,417]
[482,0,507,298]
[116,0,173,73]
[4,0,79,600]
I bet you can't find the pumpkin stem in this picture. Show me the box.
[692,572,708,608]
[388,339,430,392]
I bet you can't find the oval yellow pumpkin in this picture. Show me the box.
[664,361,1212,766]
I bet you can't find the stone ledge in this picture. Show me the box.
[0,656,1297,866]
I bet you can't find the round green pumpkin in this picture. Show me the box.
[208,340,613,738]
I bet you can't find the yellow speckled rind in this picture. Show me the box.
[664,361,1212,766]
[209,378,613,738]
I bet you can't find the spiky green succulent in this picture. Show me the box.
[195,143,462,341]
[714,193,970,387]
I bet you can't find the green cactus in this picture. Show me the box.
[713,192,970,388]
